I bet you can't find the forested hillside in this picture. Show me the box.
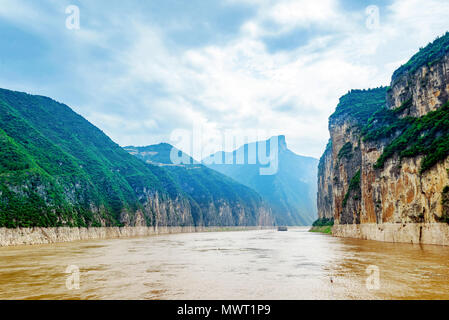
[0,89,272,228]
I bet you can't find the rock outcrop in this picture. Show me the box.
[317,33,449,245]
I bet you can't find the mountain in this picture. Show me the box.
[202,136,318,226]
[124,143,274,226]
[317,32,449,245]
[0,88,272,228]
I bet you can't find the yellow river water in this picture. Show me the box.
[0,227,448,300]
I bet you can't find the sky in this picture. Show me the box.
[0,0,449,159]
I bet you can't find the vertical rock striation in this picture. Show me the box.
[317,33,449,245]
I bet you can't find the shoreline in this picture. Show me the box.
[309,225,332,234]
[332,223,449,246]
[0,226,275,247]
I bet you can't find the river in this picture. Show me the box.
[0,227,448,300]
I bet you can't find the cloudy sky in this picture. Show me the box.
[1,0,448,158]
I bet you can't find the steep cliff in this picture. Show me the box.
[317,33,449,244]
[0,89,273,228]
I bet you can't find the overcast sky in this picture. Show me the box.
[1,0,449,158]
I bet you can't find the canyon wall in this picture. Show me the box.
[317,40,449,245]
[104,190,273,229]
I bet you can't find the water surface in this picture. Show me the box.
[0,227,448,299]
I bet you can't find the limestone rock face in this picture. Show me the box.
[120,190,274,228]
[317,51,449,245]
[388,54,449,117]
[317,143,334,220]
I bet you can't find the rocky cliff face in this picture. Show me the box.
[119,191,194,227]
[317,141,333,220]
[140,191,273,228]
[318,87,387,225]
[317,35,449,244]
[388,53,449,118]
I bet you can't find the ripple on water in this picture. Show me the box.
[2,229,449,299]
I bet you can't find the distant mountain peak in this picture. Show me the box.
[268,135,287,152]
[202,135,318,225]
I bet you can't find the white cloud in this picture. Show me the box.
[1,0,449,159]
[71,0,449,158]
[268,0,340,27]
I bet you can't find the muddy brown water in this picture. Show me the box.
[0,227,448,299]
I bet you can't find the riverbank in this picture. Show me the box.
[333,223,449,246]
[0,226,273,247]
[309,226,332,234]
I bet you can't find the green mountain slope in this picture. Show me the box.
[202,136,318,226]
[329,87,388,125]
[0,88,272,228]
[392,31,449,80]
[124,144,273,226]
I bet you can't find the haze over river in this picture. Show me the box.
[0,228,449,299]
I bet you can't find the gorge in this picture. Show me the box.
[0,88,273,237]
[317,32,449,245]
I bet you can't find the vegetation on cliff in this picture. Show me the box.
[337,142,354,162]
[329,91,449,212]
[309,226,332,234]
[0,89,271,228]
[337,88,449,175]
[0,89,186,227]
[318,33,449,228]
[312,217,334,227]
[392,32,449,81]
[370,102,449,174]
[342,170,361,207]
[125,144,270,226]
[329,87,387,125]
[441,186,449,223]
[310,217,333,234]
[361,101,414,142]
